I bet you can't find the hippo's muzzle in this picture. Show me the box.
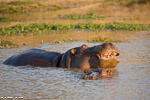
[98,58,119,68]
[95,43,120,68]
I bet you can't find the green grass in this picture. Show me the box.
[8,1,31,6]
[0,1,66,23]
[50,4,66,10]
[87,36,122,43]
[0,40,18,49]
[0,1,30,14]
[125,0,150,6]
[0,22,150,36]
[54,38,73,44]
[0,1,66,15]
[123,16,140,21]
[61,13,109,20]
[107,0,150,5]
[0,15,10,22]
[0,1,45,15]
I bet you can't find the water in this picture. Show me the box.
[0,32,150,100]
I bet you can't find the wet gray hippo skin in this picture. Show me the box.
[59,44,88,69]
[70,43,120,68]
[3,49,61,67]
[3,44,88,68]
[3,43,119,68]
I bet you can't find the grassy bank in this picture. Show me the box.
[0,0,149,48]
[0,0,150,28]
[0,23,149,36]
[61,13,110,20]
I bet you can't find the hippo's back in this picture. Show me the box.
[3,49,61,67]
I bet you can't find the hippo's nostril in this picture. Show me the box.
[116,53,119,56]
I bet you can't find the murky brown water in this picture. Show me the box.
[0,32,150,100]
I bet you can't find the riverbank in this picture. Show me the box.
[0,0,150,48]
[0,30,141,48]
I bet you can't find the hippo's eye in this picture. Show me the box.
[110,52,119,58]
[110,52,119,57]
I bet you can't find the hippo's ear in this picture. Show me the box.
[96,54,101,58]
[71,49,76,54]
[81,44,88,49]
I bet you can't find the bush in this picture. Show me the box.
[0,40,18,49]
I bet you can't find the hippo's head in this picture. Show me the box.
[76,43,120,69]
[59,43,119,69]
[93,43,120,68]
[59,44,89,68]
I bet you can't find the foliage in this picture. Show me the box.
[0,15,10,22]
[54,38,73,44]
[123,16,140,21]
[50,4,66,10]
[0,40,17,49]
[0,1,43,14]
[125,0,150,6]
[0,2,28,14]
[87,36,122,43]
[61,13,109,20]
[0,23,150,36]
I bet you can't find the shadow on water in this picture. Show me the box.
[0,31,150,100]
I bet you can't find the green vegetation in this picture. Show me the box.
[0,1,46,14]
[0,1,43,22]
[0,24,75,36]
[61,13,109,20]
[54,38,73,44]
[125,0,150,6]
[123,16,140,21]
[87,36,122,43]
[50,4,66,10]
[0,1,33,14]
[107,0,150,5]
[0,40,18,49]
[0,22,150,36]
[0,15,10,22]
[0,0,149,24]
[0,14,29,22]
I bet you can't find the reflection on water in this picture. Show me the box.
[0,32,150,100]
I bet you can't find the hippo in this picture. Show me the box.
[3,43,120,69]
[83,68,119,80]
[83,69,112,80]
[3,44,88,68]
